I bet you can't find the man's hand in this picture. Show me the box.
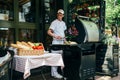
[54,35,63,40]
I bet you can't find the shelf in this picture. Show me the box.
[19,0,30,5]
[0,0,14,21]
[67,1,101,28]
[0,0,38,44]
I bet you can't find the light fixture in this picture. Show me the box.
[68,0,73,3]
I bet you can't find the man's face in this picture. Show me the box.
[57,13,64,21]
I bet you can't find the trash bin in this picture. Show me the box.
[96,43,119,76]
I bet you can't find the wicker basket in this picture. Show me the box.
[17,49,44,56]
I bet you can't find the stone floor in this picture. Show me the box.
[15,66,120,80]
[19,72,120,80]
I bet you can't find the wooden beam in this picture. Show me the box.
[19,0,30,5]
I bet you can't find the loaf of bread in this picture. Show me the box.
[28,42,34,47]
[11,41,33,50]
[17,43,31,50]
[16,41,21,45]
[69,41,77,44]
[64,41,77,45]
[21,41,30,47]
[11,43,22,49]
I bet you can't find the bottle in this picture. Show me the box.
[0,38,3,46]
[4,38,8,48]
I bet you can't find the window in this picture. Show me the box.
[0,0,14,21]
[19,0,36,22]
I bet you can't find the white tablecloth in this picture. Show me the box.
[13,53,64,79]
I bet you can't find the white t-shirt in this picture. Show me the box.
[49,19,67,44]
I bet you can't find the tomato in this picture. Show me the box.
[36,46,43,50]
[32,46,36,49]
[32,45,43,50]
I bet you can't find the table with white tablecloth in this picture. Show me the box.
[13,53,64,79]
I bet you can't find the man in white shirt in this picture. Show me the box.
[47,9,67,79]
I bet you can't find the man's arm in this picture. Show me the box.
[47,29,55,37]
[47,29,62,40]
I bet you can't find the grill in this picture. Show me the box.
[50,17,99,80]
[74,16,100,43]
[50,43,95,80]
